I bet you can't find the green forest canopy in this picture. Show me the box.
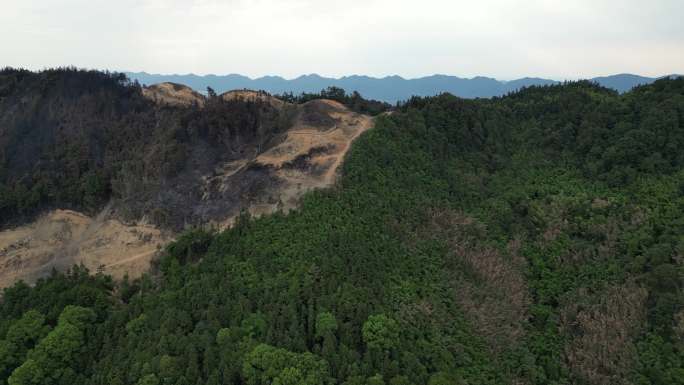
[0,71,683,385]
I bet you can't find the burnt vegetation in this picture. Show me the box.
[0,68,291,229]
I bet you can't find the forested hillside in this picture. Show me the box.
[0,75,683,385]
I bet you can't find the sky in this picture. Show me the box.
[1,0,683,80]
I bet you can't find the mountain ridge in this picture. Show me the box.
[125,71,678,103]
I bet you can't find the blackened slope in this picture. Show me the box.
[0,68,290,230]
[0,69,380,289]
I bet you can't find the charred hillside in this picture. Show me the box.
[0,68,376,287]
[0,68,293,229]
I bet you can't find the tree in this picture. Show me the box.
[137,374,160,385]
[427,372,465,385]
[321,86,346,102]
[159,354,181,383]
[389,375,413,385]
[242,344,330,385]
[0,310,50,381]
[241,313,268,340]
[362,315,399,351]
[315,312,338,340]
[8,306,95,385]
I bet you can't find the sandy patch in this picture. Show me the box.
[253,99,372,209]
[0,209,167,288]
[142,82,205,107]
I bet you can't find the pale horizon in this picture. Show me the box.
[2,0,682,80]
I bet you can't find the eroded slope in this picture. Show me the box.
[0,83,373,287]
[142,82,205,107]
[207,98,373,224]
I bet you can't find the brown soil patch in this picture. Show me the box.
[0,209,167,288]
[142,82,205,107]
[252,99,372,211]
[203,98,373,228]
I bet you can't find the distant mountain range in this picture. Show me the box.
[125,72,678,103]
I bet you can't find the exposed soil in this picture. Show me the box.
[249,99,372,212]
[142,82,205,107]
[200,98,373,227]
[0,209,166,289]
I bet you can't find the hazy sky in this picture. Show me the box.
[1,0,683,79]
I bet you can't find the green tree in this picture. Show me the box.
[0,310,50,381]
[137,374,160,385]
[427,371,465,385]
[362,315,399,351]
[315,312,338,340]
[8,306,95,385]
[242,343,330,385]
